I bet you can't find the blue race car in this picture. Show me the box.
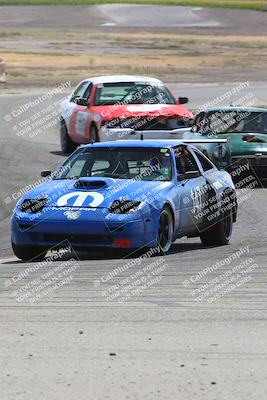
[11,140,237,261]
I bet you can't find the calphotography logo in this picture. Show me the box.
[57,191,105,208]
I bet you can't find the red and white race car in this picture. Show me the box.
[59,75,193,153]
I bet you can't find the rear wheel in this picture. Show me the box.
[200,200,233,246]
[12,242,47,262]
[60,120,77,154]
[157,207,174,253]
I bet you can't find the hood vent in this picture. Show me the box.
[74,179,107,189]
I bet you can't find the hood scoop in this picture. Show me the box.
[74,179,107,190]
[242,135,265,143]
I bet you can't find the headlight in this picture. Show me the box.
[213,145,226,159]
[19,198,47,213]
[109,199,141,214]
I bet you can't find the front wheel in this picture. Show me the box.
[200,204,233,246]
[157,207,174,253]
[12,242,47,262]
[60,120,77,154]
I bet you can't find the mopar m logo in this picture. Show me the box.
[57,191,104,208]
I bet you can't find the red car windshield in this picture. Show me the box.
[94,82,176,106]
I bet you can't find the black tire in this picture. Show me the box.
[12,242,47,262]
[157,207,174,254]
[200,200,233,246]
[60,120,77,154]
[90,124,99,143]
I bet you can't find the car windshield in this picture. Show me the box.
[54,147,173,181]
[194,110,267,135]
[94,82,176,106]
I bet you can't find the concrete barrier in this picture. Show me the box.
[0,60,6,82]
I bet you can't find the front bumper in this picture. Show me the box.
[11,207,157,249]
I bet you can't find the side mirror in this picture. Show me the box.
[177,170,200,182]
[75,97,88,106]
[41,170,51,177]
[178,96,189,105]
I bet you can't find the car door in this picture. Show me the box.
[173,145,208,236]
[192,149,224,228]
[60,80,89,131]
[193,150,223,193]
[69,82,93,143]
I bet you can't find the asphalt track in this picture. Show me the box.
[0,82,267,399]
[0,4,267,35]
[1,81,267,250]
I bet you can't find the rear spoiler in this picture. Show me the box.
[178,139,228,166]
[107,128,229,144]
[173,139,227,144]
[105,128,228,143]
[103,128,229,167]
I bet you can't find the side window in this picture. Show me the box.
[70,81,89,102]
[195,151,214,172]
[174,146,199,175]
[83,83,93,102]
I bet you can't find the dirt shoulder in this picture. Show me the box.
[1,31,267,89]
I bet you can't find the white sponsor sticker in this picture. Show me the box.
[75,111,88,136]
[64,210,81,220]
[126,104,168,112]
[57,191,104,208]
[213,181,224,190]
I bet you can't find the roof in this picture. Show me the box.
[203,106,267,113]
[82,140,183,149]
[82,75,163,85]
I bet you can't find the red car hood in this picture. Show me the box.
[91,103,193,121]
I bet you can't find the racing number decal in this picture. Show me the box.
[191,186,202,215]
[75,111,88,136]
[57,191,104,207]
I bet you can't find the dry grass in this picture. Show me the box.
[1,31,267,86]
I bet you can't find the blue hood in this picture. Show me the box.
[17,177,172,209]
